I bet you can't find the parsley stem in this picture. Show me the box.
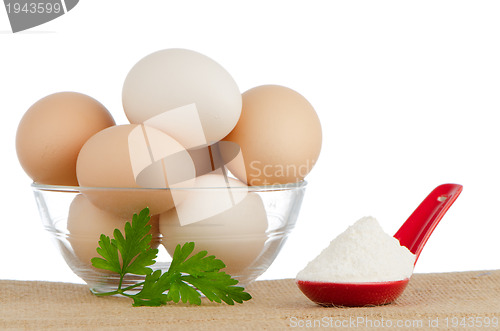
[120,281,145,292]
[93,290,120,297]
[118,273,124,291]
[93,281,146,297]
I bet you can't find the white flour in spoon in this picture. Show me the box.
[296,216,415,283]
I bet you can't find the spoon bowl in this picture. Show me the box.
[297,183,463,307]
[297,279,410,307]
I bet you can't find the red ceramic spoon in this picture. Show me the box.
[297,183,463,307]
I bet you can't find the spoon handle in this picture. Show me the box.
[394,183,463,264]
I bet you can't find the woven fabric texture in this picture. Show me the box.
[1,270,499,330]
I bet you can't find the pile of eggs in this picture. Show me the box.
[16,49,322,274]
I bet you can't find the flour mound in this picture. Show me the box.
[296,216,415,283]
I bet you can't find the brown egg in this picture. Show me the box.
[67,194,159,269]
[76,124,195,217]
[222,85,322,186]
[16,92,115,186]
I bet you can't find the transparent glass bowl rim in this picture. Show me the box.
[31,180,308,193]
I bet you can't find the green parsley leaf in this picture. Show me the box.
[91,207,252,307]
[130,270,170,307]
[91,207,158,277]
[157,242,252,306]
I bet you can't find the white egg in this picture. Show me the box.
[168,173,248,226]
[159,174,268,274]
[122,48,242,144]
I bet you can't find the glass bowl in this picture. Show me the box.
[32,181,307,294]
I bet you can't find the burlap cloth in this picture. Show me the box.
[1,270,499,330]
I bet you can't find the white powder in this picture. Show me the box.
[296,216,415,283]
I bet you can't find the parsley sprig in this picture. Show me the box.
[91,208,252,307]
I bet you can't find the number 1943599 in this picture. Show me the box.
[6,2,62,14]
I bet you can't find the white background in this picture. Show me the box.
[1,1,499,284]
